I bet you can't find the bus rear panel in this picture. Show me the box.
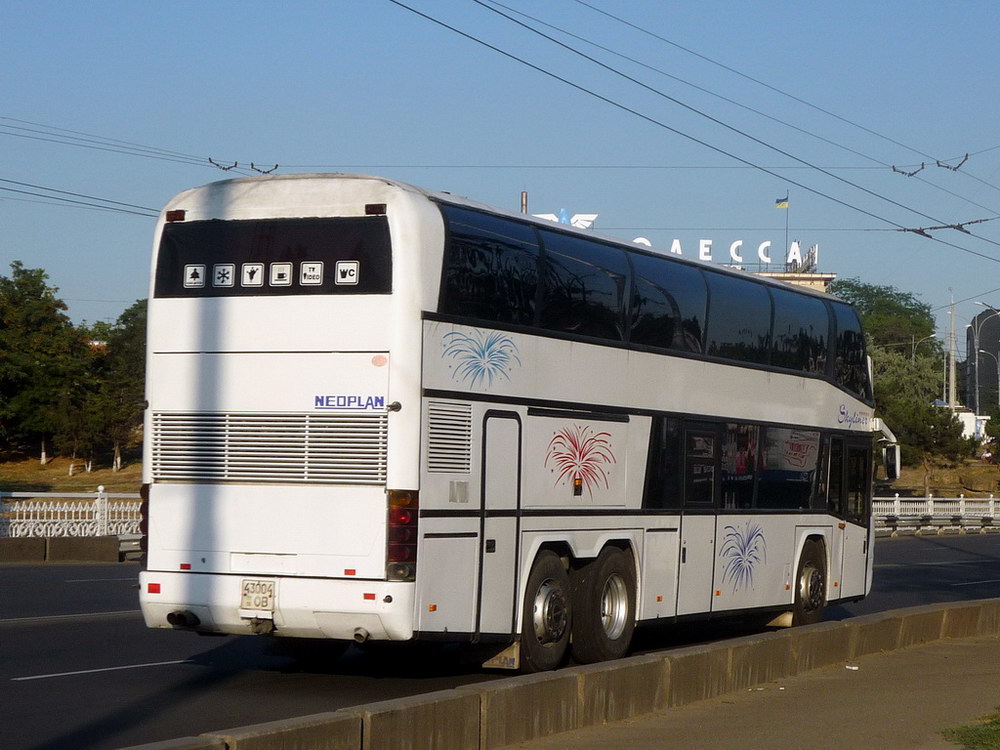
[140,176,434,641]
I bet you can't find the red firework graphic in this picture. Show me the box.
[544,424,616,497]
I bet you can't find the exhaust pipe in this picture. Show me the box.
[166,610,201,628]
[353,627,370,644]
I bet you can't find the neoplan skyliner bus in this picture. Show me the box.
[139,173,898,672]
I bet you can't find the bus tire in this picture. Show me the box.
[520,550,572,673]
[570,546,636,664]
[793,539,826,626]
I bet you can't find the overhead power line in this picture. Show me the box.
[0,178,159,218]
[484,0,1000,218]
[568,0,1000,200]
[470,0,999,244]
[604,226,890,233]
[569,0,936,165]
[280,163,888,170]
[0,116,270,177]
[385,0,1000,268]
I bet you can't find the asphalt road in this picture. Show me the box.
[2,534,999,750]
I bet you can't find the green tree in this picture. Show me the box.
[830,278,976,488]
[985,402,1000,444]
[87,299,146,470]
[871,344,970,492]
[0,261,91,461]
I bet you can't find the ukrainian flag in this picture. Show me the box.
[775,195,789,208]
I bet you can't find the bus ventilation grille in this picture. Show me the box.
[150,412,388,484]
[427,401,473,474]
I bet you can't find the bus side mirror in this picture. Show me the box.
[883,444,900,481]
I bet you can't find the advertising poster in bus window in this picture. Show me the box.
[763,429,820,476]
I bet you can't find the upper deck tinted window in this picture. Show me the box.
[439,205,540,326]
[832,301,871,400]
[538,230,629,341]
[154,216,391,297]
[770,286,830,374]
[704,272,772,364]
[629,254,706,353]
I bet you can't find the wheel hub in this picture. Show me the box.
[799,563,824,612]
[600,573,629,640]
[532,579,568,644]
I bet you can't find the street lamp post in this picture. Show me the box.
[910,333,936,360]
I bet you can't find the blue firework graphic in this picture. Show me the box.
[442,329,521,388]
[720,522,767,592]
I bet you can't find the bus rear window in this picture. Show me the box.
[154,216,392,297]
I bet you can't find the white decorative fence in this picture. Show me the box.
[0,487,141,538]
[0,490,991,538]
[874,495,999,532]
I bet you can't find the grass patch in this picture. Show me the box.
[0,456,141,493]
[942,708,1000,749]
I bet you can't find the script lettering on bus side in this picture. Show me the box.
[314,395,387,411]
[838,404,872,429]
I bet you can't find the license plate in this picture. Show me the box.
[240,579,275,612]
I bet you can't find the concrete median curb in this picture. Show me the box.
[47,535,120,562]
[117,598,1000,750]
[340,689,479,750]
[202,712,360,750]
[0,534,120,562]
[0,536,47,562]
[117,738,226,750]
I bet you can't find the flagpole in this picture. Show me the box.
[784,191,789,264]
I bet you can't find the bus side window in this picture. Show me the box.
[846,443,872,524]
[629,254,706,354]
[757,427,821,510]
[721,423,757,510]
[642,417,682,509]
[537,229,630,341]
[770,286,830,374]
[812,434,830,510]
[439,205,541,326]
[828,437,845,518]
[684,426,718,508]
[832,302,872,401]
[703,271,772,365]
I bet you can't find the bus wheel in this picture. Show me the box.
[520,550,572,673]
[793,540,826,626]
[570,546,636,664]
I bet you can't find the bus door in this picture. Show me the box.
[476,412,522,639]
[829,437,873,598]
[677,422,719,616]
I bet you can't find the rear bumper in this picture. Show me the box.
[139,570,415,641]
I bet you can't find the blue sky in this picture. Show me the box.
[4,0,1000,356]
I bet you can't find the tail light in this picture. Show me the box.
[386,490,418,581]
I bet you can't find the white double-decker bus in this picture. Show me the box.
[139,173,895,672]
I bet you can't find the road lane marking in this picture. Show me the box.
[951,579,1000,587]
[12,659,192,681]
[0,610,142,626]
[875,560,988,568]
[64,577,137,582]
